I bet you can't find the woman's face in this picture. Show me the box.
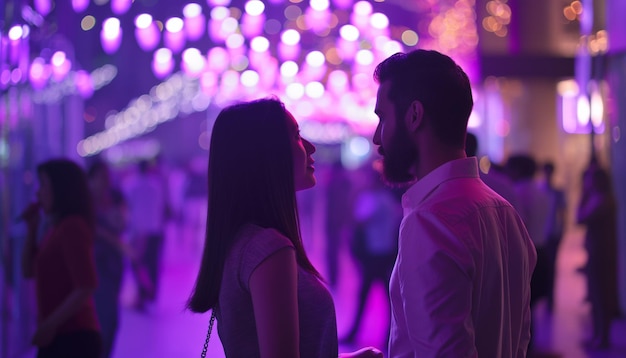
[286,110,316,191]
[37,172,54,214]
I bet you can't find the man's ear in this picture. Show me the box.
[404,100,424,132]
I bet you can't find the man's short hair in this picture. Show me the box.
[374,50,473,150]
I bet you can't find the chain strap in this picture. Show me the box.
[201,310,216,358]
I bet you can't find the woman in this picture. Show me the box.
[88,160,129,358]
[577,165,619,350]
[187,98,381,358]
[21,158,101,357]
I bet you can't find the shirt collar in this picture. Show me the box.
[401,157,479,210]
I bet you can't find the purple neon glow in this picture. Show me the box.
[72,0,89,12]
[244,1,265,16]
[305,6,331,33]
[206,47,229,72]
[135,14,160,51]
[207,0,231,5]
[164,18,186,53]
[182,48,206,76]
[281,29,301,45]
[29,57,50,89]
[101,18,122,54]
[278,42,300,61]
[75,70,95,98]
[332,0,353,9]
[111,0,132,15]
[8,26,23,41]
[51,51,71,81]
[152,48,174,79]
[280,61,298,78]
[310,0,330,11]
[35,0,51,16]
[184,4,206,41]
[242,13,265,38]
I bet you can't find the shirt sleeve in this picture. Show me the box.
[59,216,98,290]
[397,210,477,357]
[239,228,295,291]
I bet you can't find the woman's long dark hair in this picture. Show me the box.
[187,97,321,313]
[37,158,95,229]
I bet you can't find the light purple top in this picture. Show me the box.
[216,224,338,357]
[389,157,537,358]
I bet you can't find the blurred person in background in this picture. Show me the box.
[187,97,381,358]
[125,159,167,311]
[341,162,401,346]
[465,132,521,211]
[87,160,130,358]
[577,163,619,350]
[324,160,354,289]
[540,161,566,313]
[506,154,552,306]
[20,158,101,357]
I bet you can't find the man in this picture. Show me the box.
[372,49,537,357]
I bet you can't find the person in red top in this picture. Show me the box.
[20,158,101,358]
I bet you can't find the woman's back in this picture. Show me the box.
[217,224,338,358]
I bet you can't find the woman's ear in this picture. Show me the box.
[404,100,424,132]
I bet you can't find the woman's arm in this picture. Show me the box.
[21,230,38,278]
[20,203,41,278]
[32,288,94,346]
[249,247,300,358]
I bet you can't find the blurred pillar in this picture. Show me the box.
[605,0,626,314]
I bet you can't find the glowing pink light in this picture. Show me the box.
[281,29,300,45]
[29,57,50,89]
[75,70,94,98]
[327,70,348,95]
[8,26,23,41]
[241,13,264,38]
[152,48,174,79]
[332,0,353,9]
[305,6,331,34]
[207,0,231,5]
[35,0,51,16]
[72,0,89,12]
[310,0,330,11]
[182,48,206,76]
[250,36,270,52]
[207,47,229,72]
[200,71,218,96]
[111,0,132,15]
[101,18,122,54]
[134,14,160,51]
[278,42,300,61]
[184,3,206,41]
[245,1,265,16]
[164,18,186,53]
[51,51,71,81]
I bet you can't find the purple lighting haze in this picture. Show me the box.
[72,0,89,13]
[112,0,132,15]
[75,70,94,98]
[101,18,122,54]
[135,14,160,51]
[165,17,186,53]
[183,3,206,41]
[152,48,174,79]
[181,48,206,76]
[34,0,51,16]
[51,51,71,81]
[29,57,50,89]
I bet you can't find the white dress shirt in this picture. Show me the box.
[389,157,536,358]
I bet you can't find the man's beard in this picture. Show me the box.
[380,125,417,185]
